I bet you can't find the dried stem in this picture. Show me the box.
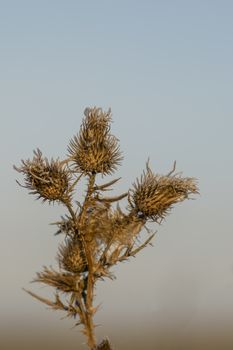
[62,173,97,348]
[78,173,97,348]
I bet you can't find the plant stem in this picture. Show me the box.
[62,173,97,348]
[80,173,97,348]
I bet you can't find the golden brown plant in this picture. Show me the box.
[15,107,198,350]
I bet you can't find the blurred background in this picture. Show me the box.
[1,1,233,349]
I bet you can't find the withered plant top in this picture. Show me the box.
[14,107,198,350]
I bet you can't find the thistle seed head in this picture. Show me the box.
[68,107,122,175]
[129,164,198,222]
[58,240,87,273]
[34,266,78,293]
[96,338,113,350]
[14,149,71,203]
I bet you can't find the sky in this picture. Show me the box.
[1,1,233,349]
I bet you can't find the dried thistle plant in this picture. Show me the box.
[14,107,198,350]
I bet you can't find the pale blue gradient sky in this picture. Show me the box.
[1,1,233,348]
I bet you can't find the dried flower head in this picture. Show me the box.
[34,266,78,293]
[96,338,112,350]
[68,107,122,175]
[129,163,198,222]
[14,149,71,203]
[58,239,87,273]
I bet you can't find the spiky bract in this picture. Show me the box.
[129,165,198,222]
[68,107,122,175]
[54,216,76,236]
[14,149,71,203]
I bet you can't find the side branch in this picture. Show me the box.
[23,288,67,311]
[94,178,121,191]
[117,233,156,263]
[95,192,128,203]
[129,233,155,257]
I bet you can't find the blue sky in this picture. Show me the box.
[1,1,233,348]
